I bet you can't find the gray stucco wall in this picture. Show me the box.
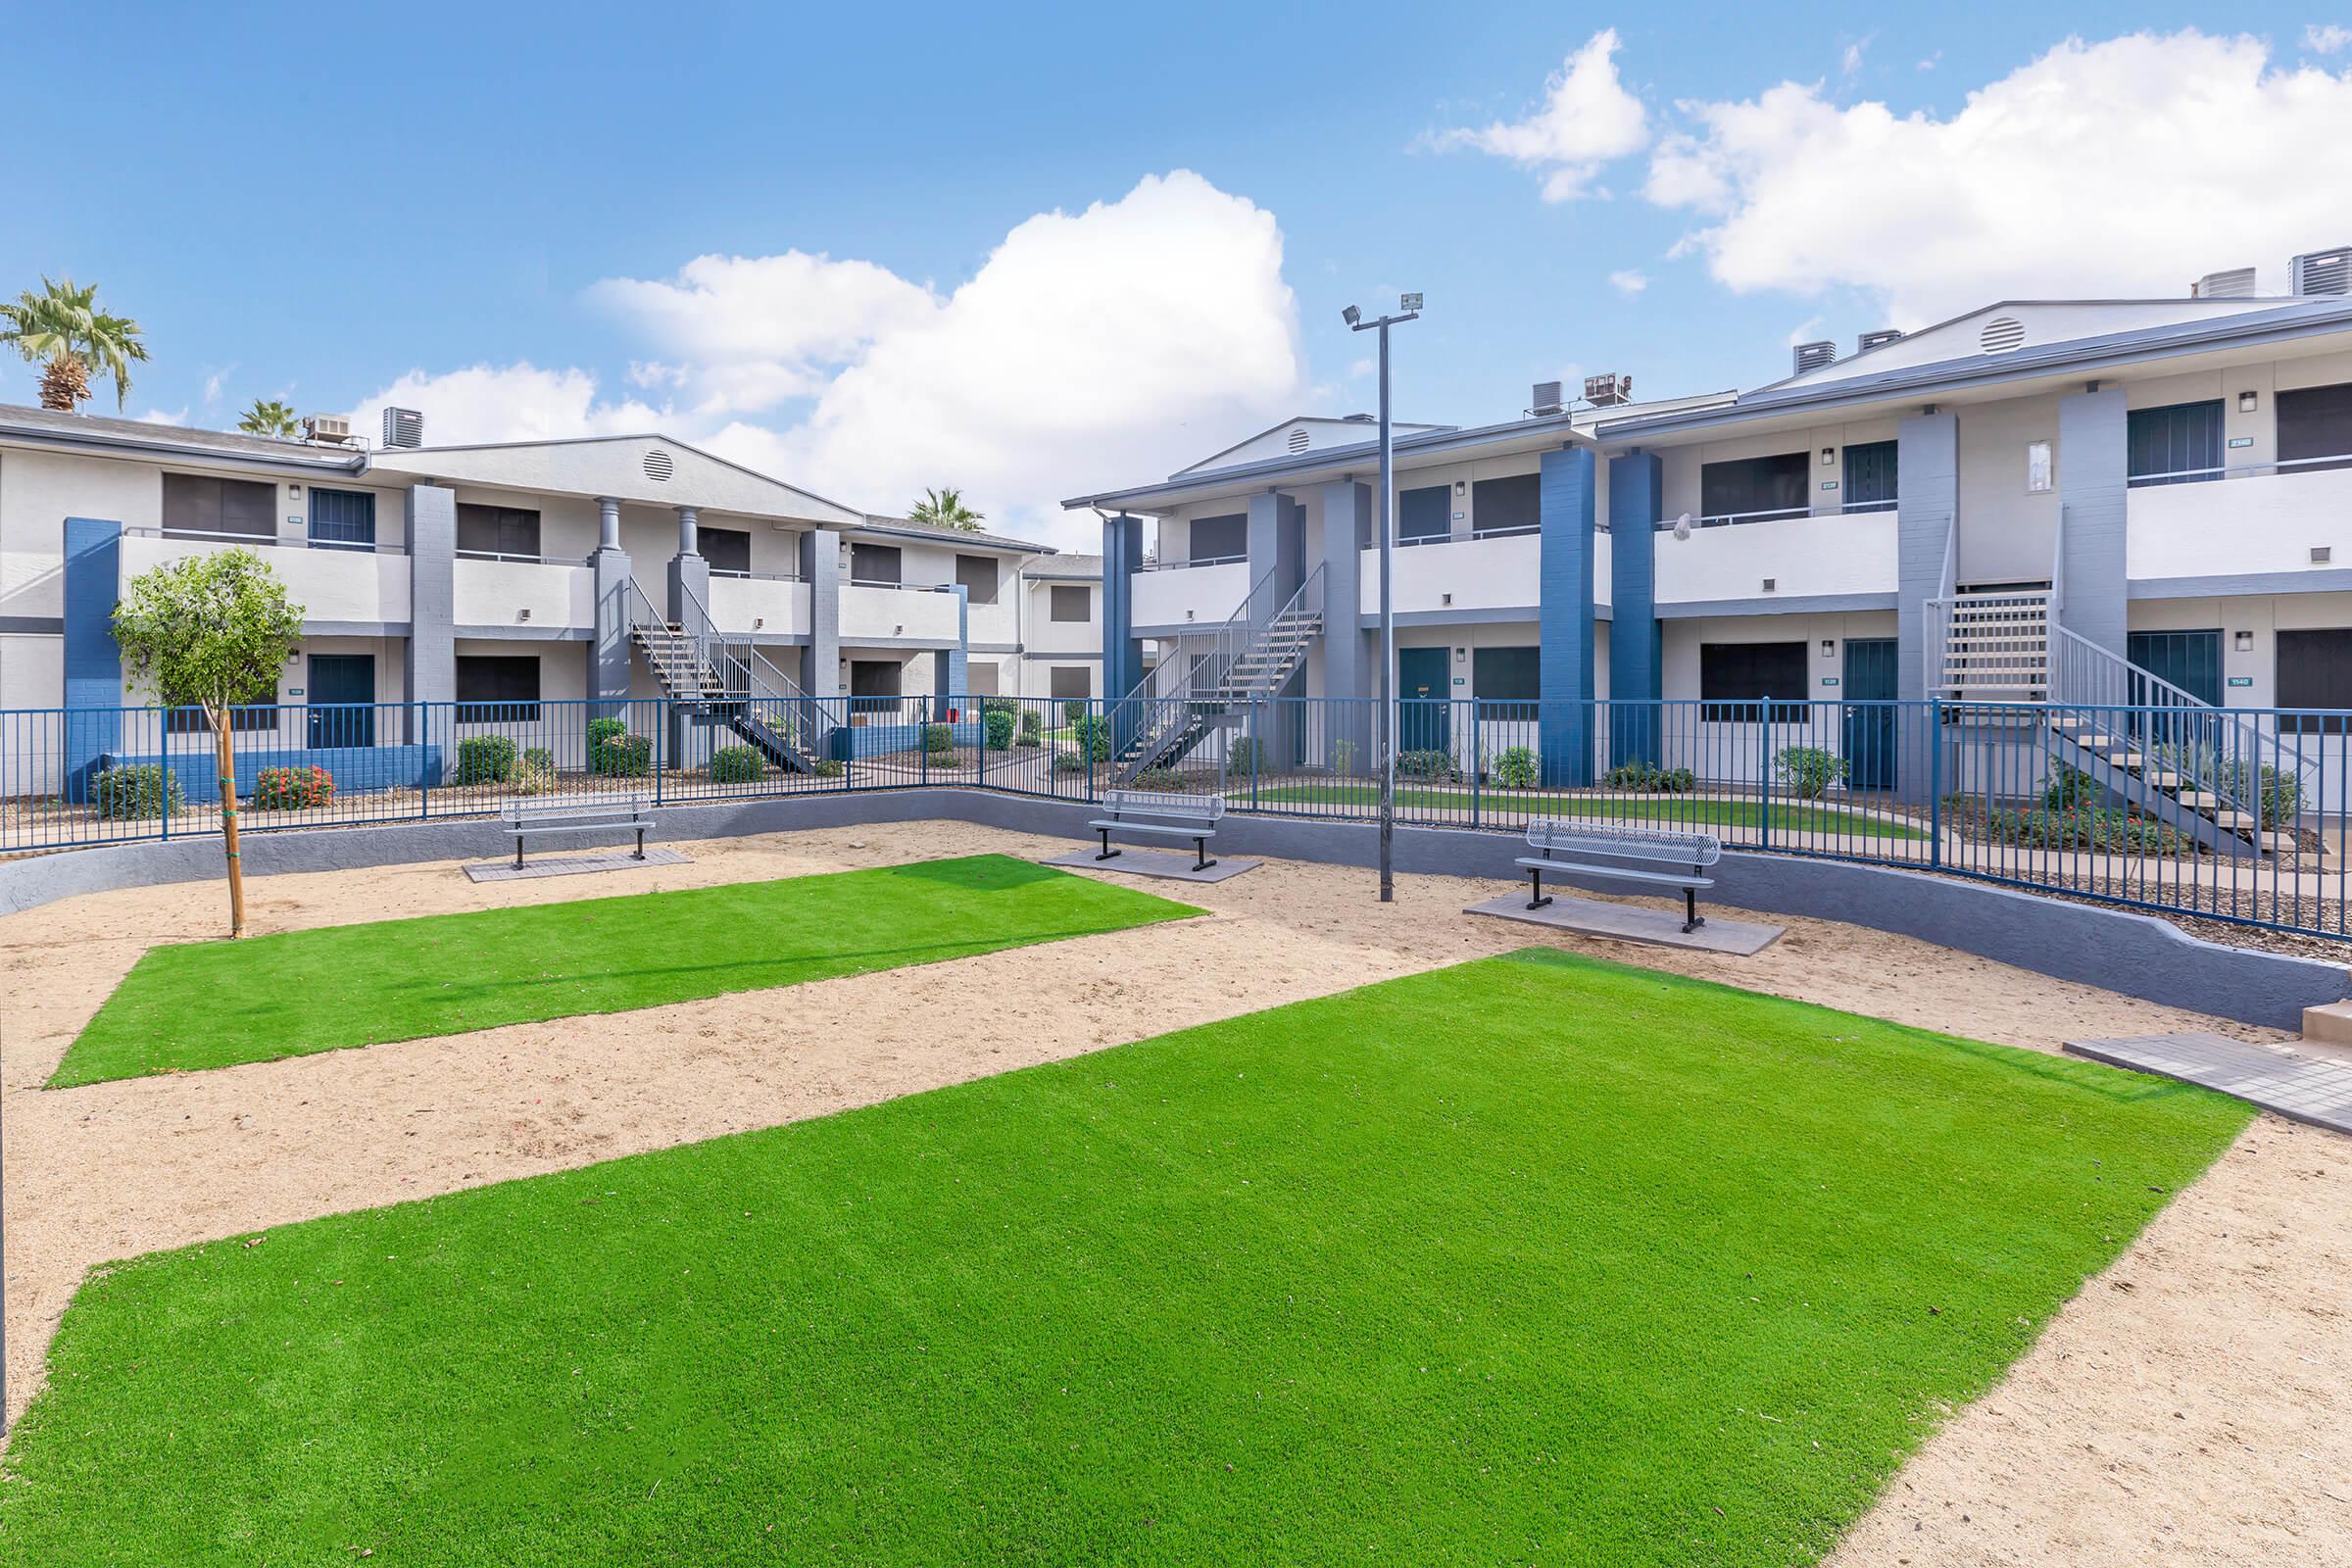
[2058,386,2129,657]
[404,485,456,710]
[4,790,2338,1030]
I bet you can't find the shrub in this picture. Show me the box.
[1397,749,1460,783]
[983,709,1017,750]
[1016,710,1042,746]
[710,745,763,784]
[1774,745,1848,800]
[1601,760,1695,794]
[923,722,956,756]
[1226,736,1265,777]
[981,696,1019,715]
[1133,767,1183,791]
[455,734,517,785]
[1054,748,1092,774]
[2041,762,2103,813]
[1491,746,1539,790]
[1985,804,2185,855]
[523,746,554,772]
[811,758,844,778]
[93,762,180,820]
[1062,700,1089,725]
[252,764,333,810]
[1070,713,1111,762]
[508,756,560,796]
[1330,738,1358,776]
[2151,743,2303,831]
[588,717,651,778]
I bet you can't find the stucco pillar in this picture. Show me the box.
[933,585,970,718]
[1895,413,1959,805]
[799,528,841,700]
[2058,387,2129,659]
[598,495,621,553]
[589,495,634,711]
[1538,446,1597,787]
[1606,452,1662,768]
[403,483,456,760]
[1100,513,1144,745]
[676,505,699,559]
[665,506,713,767]
[1315,479,1373,775]
[61,515,122,802]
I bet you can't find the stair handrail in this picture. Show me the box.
[1111,556,1287,710]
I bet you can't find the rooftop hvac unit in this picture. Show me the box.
[1856,328,1904,353]
[2191,267,2256,300]
[1791,340,1837,375]
[303,413,352,444]
[1582,372,1632,407]
[381,406,425,449]
[2292,246,2352,297]
[1531,380,1565,416]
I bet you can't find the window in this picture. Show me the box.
[2025,439,2055,494]
[163,473,276,539]
[1472,646,1541,703]
[2127,401,2222,486]
[456,656,541,722]
[164,667,278,733]
[1698,641,1808,720]
[2278,628,2352,730]
[2278,382,2352,473]
[1841,440,1898,512]
[455,504,541,561]
[308,488,376,551]
[849,658,903,714]
[1471,472,1541,535]
[1050,584,1091,622]
[701,526,752,576]
[1050,666,1092,700]
[850,542,902,585]
[1189,513,1247,564]
[956,553,1000,605]
[965,661,1000,697]
[1698,453,1808,522]
[1398,485,1449,543]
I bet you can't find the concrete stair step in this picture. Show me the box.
[2301,1002,2352,1049]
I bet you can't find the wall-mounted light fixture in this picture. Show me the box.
[1453,479,1466,496]
[2234,630,2254,652]
[1820,447,1836,466]
[1454,646,1466,662]
[518,608,531,621]
[2239,390,2259,413]
[754,616,764,630]
[1821,638,1836,658]
[287,483,304,496]
[1442,592,1454,606]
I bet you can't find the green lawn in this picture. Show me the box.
[1254,782,1928,838]
[3,950,2246,1566]
[52,855,1196,1088]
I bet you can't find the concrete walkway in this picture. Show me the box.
[2066,1032,2352,1133]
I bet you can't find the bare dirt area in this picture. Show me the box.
[2,819,2347,1564]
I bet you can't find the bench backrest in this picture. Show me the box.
[1524,819,1722,866]
[1101,788,1225,823]
[504,794,656,825]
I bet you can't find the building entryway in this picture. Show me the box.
[1842,637,1898,791]
[307,654,374,748]
[1398,647,1449,755]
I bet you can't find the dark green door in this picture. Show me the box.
[1841,638,1898,791]
[308,654,375,748]
[2126,629,2221,748]
[1397,647,1449,755]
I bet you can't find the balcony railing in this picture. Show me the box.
[1137,553,1249,571]
[1649,498,1899,531]
[139,525,408,556]
[2129,451,2352,488]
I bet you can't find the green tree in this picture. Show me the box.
[237,397,300,437]
[908,486,984,530]
[0,275,149,412]
[112,550,305,936]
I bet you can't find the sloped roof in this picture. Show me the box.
[0,404,368,470]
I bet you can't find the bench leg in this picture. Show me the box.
[1095,826,1121,862]
[1193,835,1216,872]
[514,838,525,871]
[634,826,647,861]
[1683,887,1704,934]
[1526,866,1551,910]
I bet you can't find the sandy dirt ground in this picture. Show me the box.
[2,820,2347,1564]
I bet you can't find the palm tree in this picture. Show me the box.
[238,397,300,438]
[0,276,149,413]
[908,486,985,531]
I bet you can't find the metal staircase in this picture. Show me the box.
[624,579,821,773]
[1109,563,1324,781]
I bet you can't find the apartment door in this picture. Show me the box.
[1841,638,1898,791]
[2126,629,2222,749]
[1397,647,1449,755]
[307,654,375,748]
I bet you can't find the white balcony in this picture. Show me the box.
[1358,532,1543,618]
[841,581,961,644]
[964,596,1018,647]
[2128,464,2352,582]
[1132,559,1250,630]
[454,557,593,631]
[708,574,810,638]
[124,533,410,626]
[1651,511,1897,607]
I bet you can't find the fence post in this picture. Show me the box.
[1758,697,1773,854]
[1470,702,1482,830]
[1250,699,1261,810]
[655,701,666,807]
[416,703,430,821]
[1929,697,1943,869]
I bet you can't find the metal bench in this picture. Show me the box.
[1517,821,1722,932]
[1088,788,1226,871]
[502,794,661,869]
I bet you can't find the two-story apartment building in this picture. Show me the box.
[1070,248,2352,828]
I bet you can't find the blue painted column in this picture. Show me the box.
[62,516,123,802]
[1101,513,1143,748]
[1538,447,1597,787]
[933,585,969,717]
[1606,452,1662,768]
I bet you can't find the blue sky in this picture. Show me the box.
[15,4,2352,542]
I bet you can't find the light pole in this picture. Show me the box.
[1344,293,1421,903]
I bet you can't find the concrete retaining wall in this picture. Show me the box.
[2,788,2341,1030]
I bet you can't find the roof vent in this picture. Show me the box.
[1979,317,2027,354]
[1856,328,1904,353]
[643,447,675,482]
[381,407,424,449]
[1529,380,1565,416]
[1792,341,1837,375]
[1342,412,1376,422]
[2292,246,2352,297]
[1582,372,1633,407]
[1286,426,1310,454]
[2191,267,2257,300]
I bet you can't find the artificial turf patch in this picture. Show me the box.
[3,949,2249,1565]
[51,854,1197,1086]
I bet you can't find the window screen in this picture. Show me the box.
[1398,485,1449,542]
[1698,641,1808,720]
[163,473,277,538]
[700,526,752,575]
[455,656,541,721]
[2127,401,2223,486]
[1050,666,1092,700]
[849,658,903,713]
[308,488,376,550]
[850,543,902,585]
[955,553,1000,604]
[1841,441,1898,512]
[2278,628,2352,730]
[1698,454,1808,522]
[1189,514,1246,564]
[1472,473,1541,535]
[1472,646,1541,703]
[1050,584,1091,622]
[964,661,1000,697]
[2278,383,2352,472]
[455,504,542,560]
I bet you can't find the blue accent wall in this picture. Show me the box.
[62,516,123,801]
[934,585,970,713]
[1100,513,1143,747]
[1606,452,1662,767]
[1538,448,1596,787]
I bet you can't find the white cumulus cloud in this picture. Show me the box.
[1643,29,2352,323]
[1608,269,1649,295]
[1433,29,1650,200]
[2307,24,2351,54]
[344,364,664,446]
